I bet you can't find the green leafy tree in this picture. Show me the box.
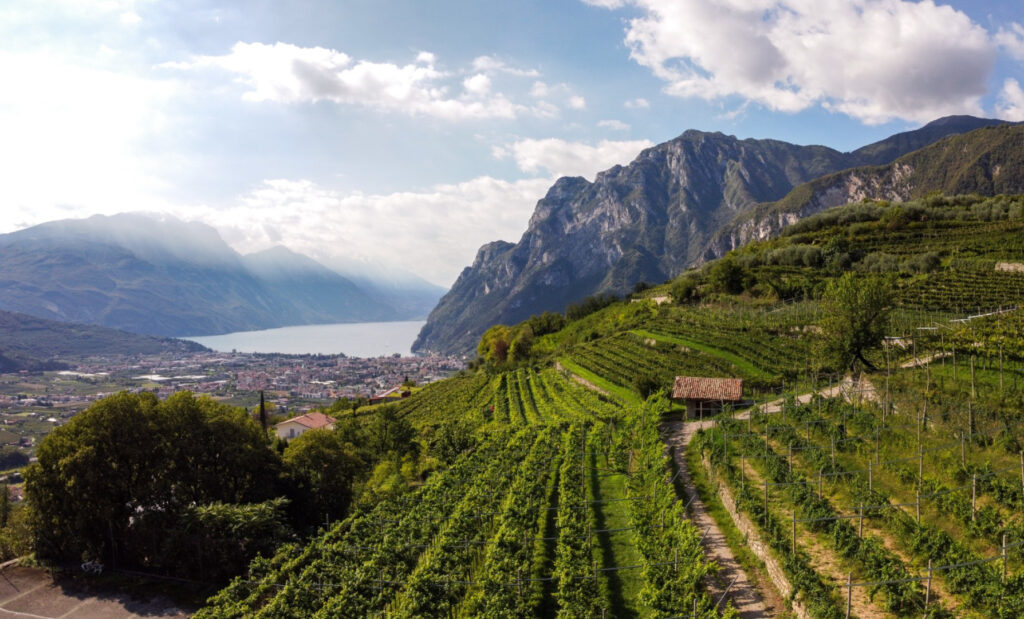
[25,391,282,578]
[708,256,744,294]
[282,430,364,527]
[508,324,534,362]
[477,324,513,363]
[819,273,893,371]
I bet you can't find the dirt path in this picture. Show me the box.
[661,419,772,618]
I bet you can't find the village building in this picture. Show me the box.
[273,412,336,440]
[671,376,743,419]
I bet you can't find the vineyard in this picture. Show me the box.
[695,357,1024,618]
[197,369,731,618]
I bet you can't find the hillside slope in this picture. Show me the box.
[0,309,207,372]
[704,123,1024,259]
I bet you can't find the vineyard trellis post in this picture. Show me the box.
[763,480,768,526]
[972,474,977,520]
[791,511,796,556]
[868,462,873,493]
[925,559,932,610]
[916,491,921,524]
[858,503,864,538]
[845,572,852,619]
[1003,534,1008,583]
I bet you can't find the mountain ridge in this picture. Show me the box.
[414,115,1013,355]
[0,214,438,338]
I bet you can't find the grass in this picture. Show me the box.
[629,329,771,380]
[556,357,642,406]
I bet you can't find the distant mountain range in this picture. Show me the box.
[0,309,208,372]
[414,116,1018,355]
[0,213,445,337]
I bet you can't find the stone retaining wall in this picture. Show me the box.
[705,456,810,619]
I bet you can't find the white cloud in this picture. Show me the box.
[168,42,532,120]
[471,55,540,77]
[500,138,654,179]
[463,73,491,96]
[593,0,995,124]
[180,176,554,286]
[996,23,1024,61]
[581,0,627,7]
[624,97,649,108]
[996,79,1024,122]
[598,119,630,130]
[568,95,587,110]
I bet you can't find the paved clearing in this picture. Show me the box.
[0,567,191,619]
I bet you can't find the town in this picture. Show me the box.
[0,349,464,458]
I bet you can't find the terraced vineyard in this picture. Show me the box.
[695,364,1024,618]
[198,370,728,618]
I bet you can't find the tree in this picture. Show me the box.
[25,391,282,578]
[282,430,364,527]
[708,257,744,294]
[819,273,893,371]
[477,324,513,363]
[508,325,534,362]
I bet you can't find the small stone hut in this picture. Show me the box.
[672,376,743,418]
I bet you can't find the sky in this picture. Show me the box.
[2,0,1023,287]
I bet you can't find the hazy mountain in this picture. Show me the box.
[0,309,207,372]
[327,258,447,320]
[240,246,398,324]
[0,214,415,337]
[414,116,1010,355]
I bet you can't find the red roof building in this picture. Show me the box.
[671,376,743,418]
[274,412,336,440]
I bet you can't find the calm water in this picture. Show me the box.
[183,320,426,357]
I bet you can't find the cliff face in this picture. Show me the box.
[414,117,1013,356]
[702,123,1024,260]
[414,131,853,354]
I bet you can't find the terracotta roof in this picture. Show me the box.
[275,412,336,429]
[672,376,743,401]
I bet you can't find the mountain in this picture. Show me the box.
[704,123,1024,259]
[240,246,399,324]
[0,214,405,337]
[413,116,1011,355]
[0,309,207,372]
[326,259,447,320]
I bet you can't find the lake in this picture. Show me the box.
[183,320,427,357]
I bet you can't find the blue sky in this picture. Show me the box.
[2,0,1023,286]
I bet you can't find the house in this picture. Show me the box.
[274,412,336,440]
[369,385,409,405]
[671,376,743,419]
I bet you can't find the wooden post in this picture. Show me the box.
[1003,533,1008,583]
[953,347,957,382]
[792,511,797,555]
[869,462,873,493]
[846,572,853,619]
[961,433,966,467]
[858,503,864,538]
[916,491,921,524]
[764,480,768,526]
[831,438,836,467]
[818,469,823,499]
[925,560,933,610]
[969,402,974,442]
[788,443,793,474]
[971,354,977,400]
[674,547,679,573]
[918,448,924,485]
[972,474,977,520]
